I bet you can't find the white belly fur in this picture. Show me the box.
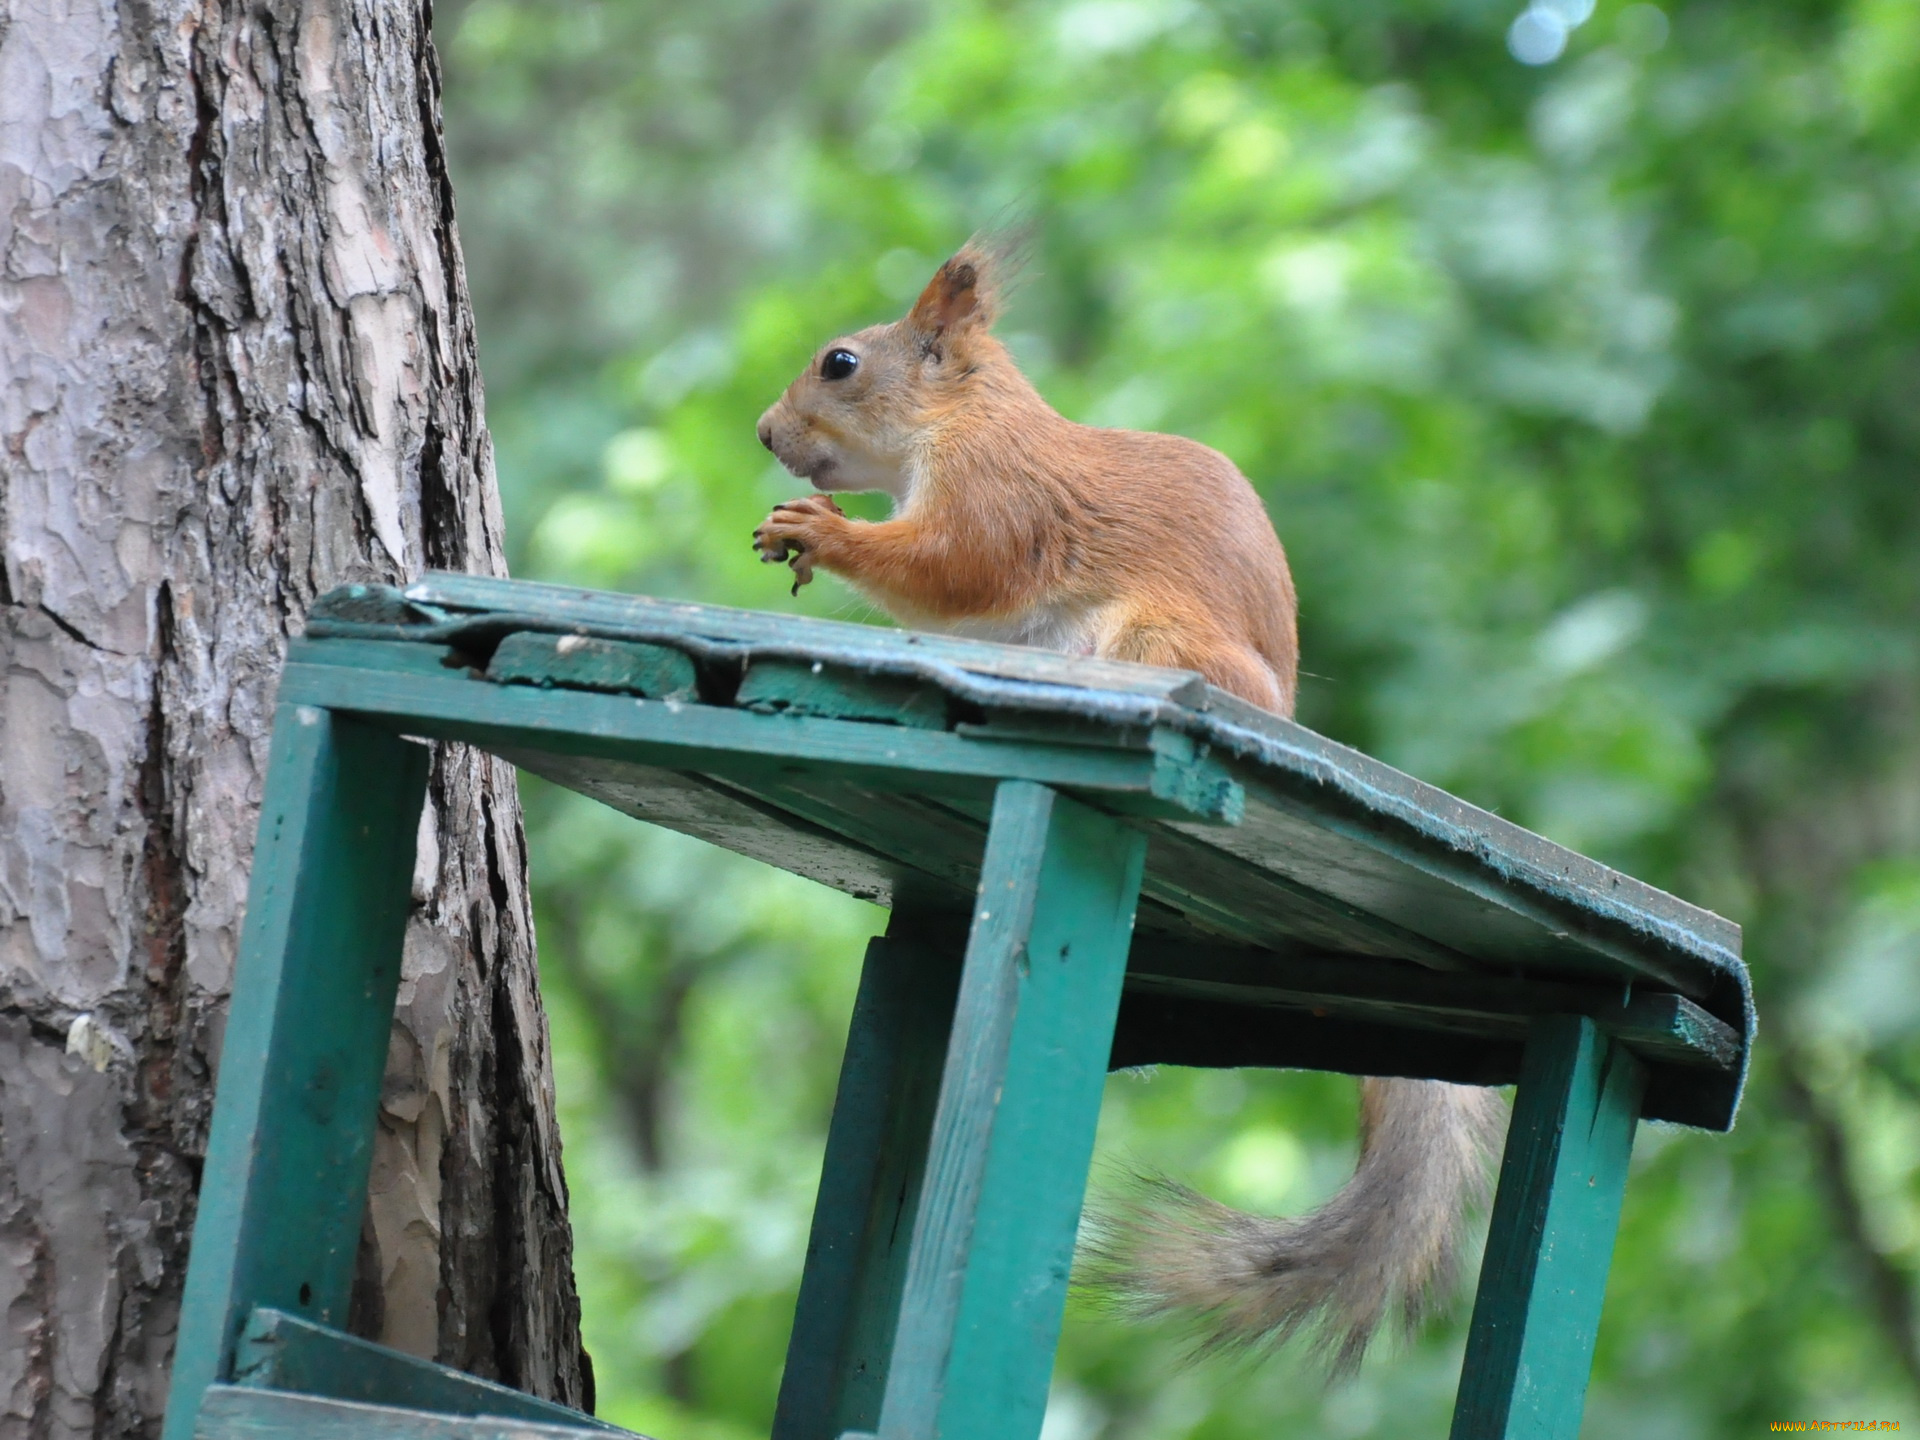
[912,600,1111,657]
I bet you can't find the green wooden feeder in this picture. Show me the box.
[162,574,1750,1440]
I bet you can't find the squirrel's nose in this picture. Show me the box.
[756,417,775,452]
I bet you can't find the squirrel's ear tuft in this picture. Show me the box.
[907,243,1003,345]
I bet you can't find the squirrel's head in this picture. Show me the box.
[756,243,1013,501]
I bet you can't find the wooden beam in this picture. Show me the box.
[489,632,697,700]
[1121,941,1740,1071]
[1451,1015,1646,1440]
[739,658,951,729]
[773,931,964,1439]
[230,1309,625,1432]
[164,709,429,1440]
[277,652,1244,824]
[194,1385,625,1438]
[877,783,1146,1440]
[385,573,1210,703]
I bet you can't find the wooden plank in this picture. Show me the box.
[284,584,1747,1129]
[1643,993,1743,1071]
[303,588,1743,983]
[523,706,1753,1116]
[1451,1016,1645,1440]
[956,714,1157,751]
[276,658,1243,823]
[231,1308,627,1431]
[497,732,1739,1120]
[1171,790,1705,993]
[774,930,965,1439]
[739,657,951,729]
[395,573,1210,702]
[1121,942,1740,1071]
[877,783,1147,1440]
[1138,825,1475,970]
[500,750,928,910]
[929,786,1470,970]
[326,578,1744,995]
[164,710,429,1440]
[305,581,442,628]
[1187,687,1742,964]
[488,631,697,700]
[1108,983,1729,1128]
[732,776,989,898]
[194,1385,627,1439]
[1112,988,1522,1092]
[400,575,1740,972]
[284,637,473,679]
[541,757,1738,1122]
[1171,764,1741,1009]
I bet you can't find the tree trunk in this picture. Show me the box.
[0,0,588,1426]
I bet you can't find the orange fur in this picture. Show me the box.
[753,242,1299,716]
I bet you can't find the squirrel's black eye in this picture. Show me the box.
[820,349,859,381]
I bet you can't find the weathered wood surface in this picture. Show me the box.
[375,574,1213,703]
[292,580,1752,1127]
[277,648,1245,824]
[878,783,1147,1440]
[165,712,428,1440]
[194,1385,631,1439]
[738,658,952,730]
[351,574,1743,983]
[1451,1017,1646,1440]
[490,633,698,701]
[1113,941,1732,1130]
[0,0,584,1423]
[362,580,1731,927]
[310,577,1744,979]
[229,1309,627,1432]
[772,933,964,1439]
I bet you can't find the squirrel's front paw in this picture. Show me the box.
[753,495,847,595]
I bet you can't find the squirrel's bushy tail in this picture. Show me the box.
[1082,1078,1507,1375]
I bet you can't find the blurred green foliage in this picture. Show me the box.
[436,0,1920,1432]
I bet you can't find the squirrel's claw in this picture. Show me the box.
[771,494,846,521]
[754,495,845,596]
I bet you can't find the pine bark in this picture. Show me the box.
[0,0,588,1428]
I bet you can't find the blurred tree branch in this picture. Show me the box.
[537,894,709,1404]
[1721,689,1920,1396]
[1777,1045,1920,1393]
[538,899,703,1174]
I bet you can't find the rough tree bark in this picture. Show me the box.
[0,0,589,1427]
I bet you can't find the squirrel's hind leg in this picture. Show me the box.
[1103,622,1288,717]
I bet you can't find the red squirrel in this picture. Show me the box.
[753,242,1502,1369]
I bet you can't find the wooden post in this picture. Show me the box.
[164,706,429,1440]
[1451,1014,1646,1440]
[874,782,1147,1440]
[774,928,965,1439]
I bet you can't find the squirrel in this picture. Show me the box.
[752,240,1504,1370]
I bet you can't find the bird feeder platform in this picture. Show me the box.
[163,573,1750,1440]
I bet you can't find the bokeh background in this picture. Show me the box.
[429,0,1920,1433]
